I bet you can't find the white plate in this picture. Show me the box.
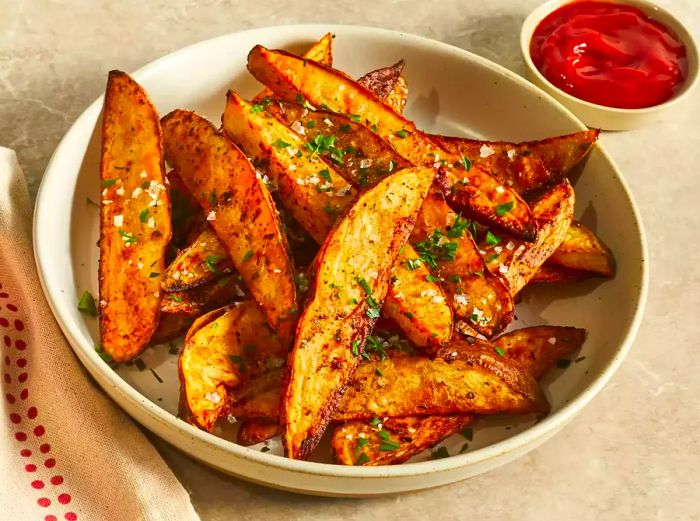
[33,24,648,496]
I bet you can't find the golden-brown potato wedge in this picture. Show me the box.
[246,45,537,241]
[150,312,193,345]
[385,74,408,114]
[160,275,245,316]
[493,326,586,379]
[98,70,172,362]
[281,167,435,459]
[433,130,599,194]
[161,110,297,345]
[223,91,452,348]
[178,301,286,431]
[332,325,584,465]
[162,228,234,292]
[253,33,334,104]
[237,419,282,446]
[549,222,615,277]
[332,415,474,466]
[481,180,575,296]
[357,60,406,106]
[530,262,587,284]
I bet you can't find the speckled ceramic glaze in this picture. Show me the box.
[33,25,647,496]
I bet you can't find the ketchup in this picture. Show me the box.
[530,1,687,109]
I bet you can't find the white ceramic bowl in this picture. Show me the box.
[34,24,648,496]
[521,0,699,131]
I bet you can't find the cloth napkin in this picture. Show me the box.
[0,147,200,521]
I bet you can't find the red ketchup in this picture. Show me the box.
[530,1,687,108]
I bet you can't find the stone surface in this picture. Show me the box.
[2,0,699,519]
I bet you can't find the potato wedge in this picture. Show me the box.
[357,60,406,105]
[223,91,452,348]
[237,419,282,446]
[271,104,513,338]
[481,180,575,296]
[432,130,599,194]
[150,312,193,345]
[530,262,587,284]
[161,110,297,345]
[98,70,171,362]
[253,32,333,104]
[494,326,586,379]
[332,325,584,465]
[162,228,233,292]
[246,45,537,241]
[281,167,435,459]
[178,301,286,431]
[160,275,245,316]
[548,222,615,277]
[332,415,474,466]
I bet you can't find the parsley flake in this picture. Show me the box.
[495,200,514,216]
[77,291,98,317]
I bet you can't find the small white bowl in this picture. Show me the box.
[521,0,699,130]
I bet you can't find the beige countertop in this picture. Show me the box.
[2,0,699,519]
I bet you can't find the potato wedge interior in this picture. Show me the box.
[246,45,537,241]
[281,167,434,459]
[481,180,575,296]
[162,109,297,345]
[178,301,286,431]
[98,70,171,362]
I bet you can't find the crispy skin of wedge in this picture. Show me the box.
[253,33,333,104]
[160,275,245,316]
[411,189,514,338]
[162,228,234,291]
[530,262,587,284]
[98,71,171,362]
[246,45,537,241]
[223,92,452,348]
[161,110,297,345]
[281,167,435,459]
[494,326,586,379]
[237,419,282,446]
[481,181,575,295]
[433,130,599,194]
[332,415,474,466]
[332,325,584,465]
[549,222,615,277]
[178,301,286,431]
[357,60,406,103]
[150,312,192,345]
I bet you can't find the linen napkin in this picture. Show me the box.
[0,147,200,521]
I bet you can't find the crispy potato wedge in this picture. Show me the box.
[150,312,193,345]
[281,167,435,459]
[160,275,245,316]
[162,110,297,345]
[223,91,452,348]
[332,325,584,465]
[178,301,286,431]
[98,70,171,362]
[357,60,406,105]
[162,228,234,292]
[433,130,599,194]
[237,419,282,446]
[246,45,537,241]
[272,104,512,338]
[411,189,514,338]
[530,262,587,284]
[253,33,333,103]
[385,74,408,114]
[481,180,575,295]
[333,415,474,466]
[167,170,202,249]
[494,326,586,379]
[549,222,615,277]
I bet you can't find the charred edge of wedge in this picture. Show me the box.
[357,60,405,100]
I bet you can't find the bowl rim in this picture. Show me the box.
[33,23,649,480]
[520,0,700,115]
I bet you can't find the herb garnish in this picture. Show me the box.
[77,291,98,317]
[495,201,514,216]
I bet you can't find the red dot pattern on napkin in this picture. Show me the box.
[1,282,78,519]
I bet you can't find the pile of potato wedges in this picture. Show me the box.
[94,33,614,465]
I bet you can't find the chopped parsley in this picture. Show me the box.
[448,215,476,239]
[351,339,361,357]
[414,229,458,269]
[350,114,361,123]
[379,438,400,452]
[406,258,422,270]
[204,255,223,273]
[139,208,150,224]
[485,231,501,245]
[460,155,472,171]
[495,200,515,216]
[494,346,506,356]
[484,253,500,263]
[425,274,440,283]
[356,277,380,319]
[356,452,370,465]
[305,120,316,129]
[102,178,118,187]
[450,274,462,284]
[431,446,450,459]
[272,139,290,149]
[229,354,247,373]
[371,417,381,427]
[460,427,473,441]
[77,291,97,317]
[318,169,332,183]
[394,129,408,139]
[375,368,383,377]
[340,123,351,133]
[357,437,370,449]
[261,446,271,453]
[242,250,254,262]
[149,272,160,278]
